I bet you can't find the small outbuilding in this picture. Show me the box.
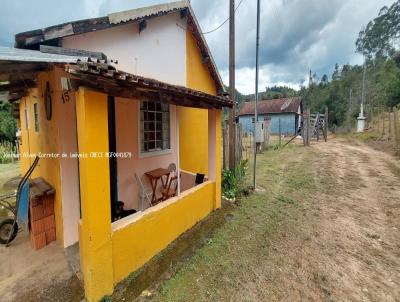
[238,97,303,135]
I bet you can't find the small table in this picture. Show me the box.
[145,168,171,204]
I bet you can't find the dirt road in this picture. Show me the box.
[141,137,400,302]
[310,138,400,301]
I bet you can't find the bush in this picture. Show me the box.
[221,160,247,199]
[0,144,14,164]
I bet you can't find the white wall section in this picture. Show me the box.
[63,13,187,86]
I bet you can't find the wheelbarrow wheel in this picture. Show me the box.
[0,219,18,245]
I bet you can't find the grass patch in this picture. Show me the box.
[342,130,381,143]
[0,162,20,195]
[130,145,321,302]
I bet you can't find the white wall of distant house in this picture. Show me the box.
[62,12,186,86]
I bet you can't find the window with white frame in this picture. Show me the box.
[140,100,170,153]
[33,103,39,132]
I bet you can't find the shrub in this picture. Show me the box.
[221,160,247,199]
[0,144,14,164]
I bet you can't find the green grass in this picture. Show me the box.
[132,145,320,302]
[0,162,20,217]
[0,162,20,195]
[342,130,381,143]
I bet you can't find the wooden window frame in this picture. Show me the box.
[139,100,171,157]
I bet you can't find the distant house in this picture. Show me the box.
[238,97,303,135]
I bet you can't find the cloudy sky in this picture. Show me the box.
[0,0,395,94]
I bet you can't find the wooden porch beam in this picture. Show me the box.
[0,62,52,74]
[0,80,36,92]
[70,76,215,109]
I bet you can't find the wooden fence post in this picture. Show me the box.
[303,108,311,146]
[223,124,228,170]
[394,107,400,155]
[382,110,385,137]
[389,110,392,141]
[324,107,328,142]
[278,118,282,146]
[236,123,242,163]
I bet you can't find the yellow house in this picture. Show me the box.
[1,1,232,301]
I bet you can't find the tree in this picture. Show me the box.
[320,74,329,86]
[356,1,400,59]
[0,101,17,142]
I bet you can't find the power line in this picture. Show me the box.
[201,0,245,35]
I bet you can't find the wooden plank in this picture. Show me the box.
[71,17,111,35]
[2,91,28,101]
[0,62,51,74]
[44,23,74,40]
[0,80,36,92]
[70,77,213,109]
[40,45,107,60]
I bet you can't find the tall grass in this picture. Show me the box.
[0,142,17,164]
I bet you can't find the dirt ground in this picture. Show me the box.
[309,138,400,301]
[0,231,83,302]
[0,162,84,302]
[133,137,400,302]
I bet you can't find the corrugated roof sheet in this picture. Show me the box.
[0,46,85,63]
[238,97,302,115]
[108,0,189,24]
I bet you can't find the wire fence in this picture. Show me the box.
[222,121,272,170]
[368,106,400,156]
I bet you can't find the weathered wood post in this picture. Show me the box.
[324,107,328,142]
[394,107,400,155]
[278,118,282,146]
[303,109,310,146]
[237,123,242,162]
[389,110,392,141]
[223,124,228,169]
[382,110,385,137]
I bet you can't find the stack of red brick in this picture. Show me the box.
[29,178,56,250]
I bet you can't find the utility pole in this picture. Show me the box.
[253,0,261,188]
[228,0,236,170]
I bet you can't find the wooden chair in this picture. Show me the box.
[161,175,178,201]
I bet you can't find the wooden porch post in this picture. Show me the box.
[75,87,114,302]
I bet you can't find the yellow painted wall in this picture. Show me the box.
[19,70,64,244]
[112,181,215,283]
[179,31,217,175]
[75,88,114,302]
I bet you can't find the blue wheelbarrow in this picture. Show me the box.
[0,156,39,246]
